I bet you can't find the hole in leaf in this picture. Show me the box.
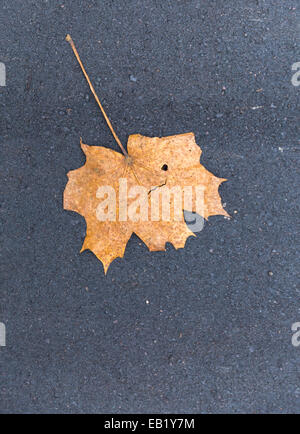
[161,164,168,171]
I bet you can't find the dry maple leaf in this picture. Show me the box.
[64,35,229,273]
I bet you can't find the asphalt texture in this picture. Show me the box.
[0,0,300,414]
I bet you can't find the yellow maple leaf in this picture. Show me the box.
[64,35,229,273]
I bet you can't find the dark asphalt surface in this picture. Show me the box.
[0,0,299,414]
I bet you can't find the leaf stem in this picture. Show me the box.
[66,34,128,157]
